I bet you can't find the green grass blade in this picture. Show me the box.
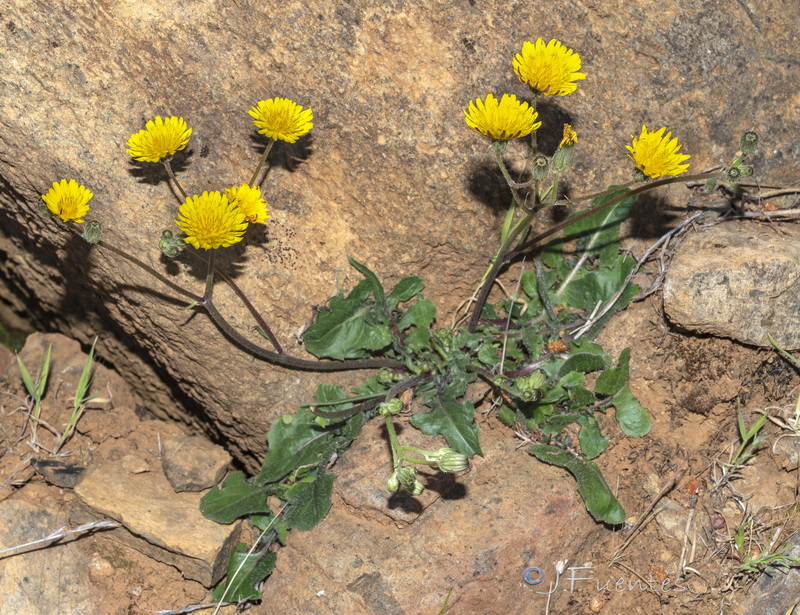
[74,337,97,411]
[35,344,52,401]
[15,355,36,398]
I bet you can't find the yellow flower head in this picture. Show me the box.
[41,179,93,223]
[464,94,541,141]
[175,191,248,250]
[248,98,314,143]
[513,39,586,96]
[225,184,270,225]
[126,116,192,163]
[560,124,578,147]
[626,125,691,179]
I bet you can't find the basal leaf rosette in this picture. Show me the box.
[513,38,586,96]
[626,125,690,179]
[126,116,193,163]
[464,93,541,141]
[41,179,93,223]
[248,98,313,143]
[175,191,248,249]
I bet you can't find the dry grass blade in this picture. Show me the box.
[0,519,118,559]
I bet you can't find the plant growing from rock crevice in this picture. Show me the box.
[37,38,757,604]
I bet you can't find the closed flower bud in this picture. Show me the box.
[531,154,550,181]
[82,221,103,244]
[159,230,186,258]
[410,480,425,496]
[379,399,404,416]
[725,165,742,181]
[386,473,400,493]
[517,371,546,401]
[377,369,397,384]
[434,448,469,473]
[739,131,759,155]
[396,466,417,491]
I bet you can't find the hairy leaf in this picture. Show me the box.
[284,473,336,531]
[594,348,632,396]
[303,279,392,359]
[397,297,436,330]
[557,353,609,378]
[529,444,625,524]
[578,416,609,459]
[563,187,634,268]
[411,397,482,456]
[257,407,333,484]
[386,276,425,310]
[200,472,269,523]
[347,257,385,305]
[212,545,277,602]
[612,386,651,437]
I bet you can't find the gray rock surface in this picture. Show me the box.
[161,434,232,492]
[0,499,101,615]
[1,0,798,469]
[663,223,800,349]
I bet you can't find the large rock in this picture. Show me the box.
[1,0,798,467]
[663,223,800,349]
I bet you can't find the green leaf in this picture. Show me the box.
[397,298,436,330]
[411,397,482,456]
[477,342,499,367]
[496,406,516,427]
[74,337,96,410]
[594,254,637,300]
[563,187,635,268]
[529,444,625,524]
[592,349,650,437]
[578,416,609,459]
[212,544,277,602]
[560,273,602,311]
[35,344,52,401]
[284,472,336,531]
[200,472,269,523]
[557,353,609,378]
[768,333,800,369]
[347,257,385,305]
[15,354,36,398]
[594,348,632,396]
[404,326,431,353]
[540,412,582,436]
[613,387,651,437]
[520,330,544,356]
[257,407,332,484]
[386,276,425,310]
[500,199,517,245]
[557,371,585,389]
[541,237,564,269]
[520,270,538,299]
[303,279,392,359]
[570,338,607,356]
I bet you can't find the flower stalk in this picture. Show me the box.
[467,170,721,332]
